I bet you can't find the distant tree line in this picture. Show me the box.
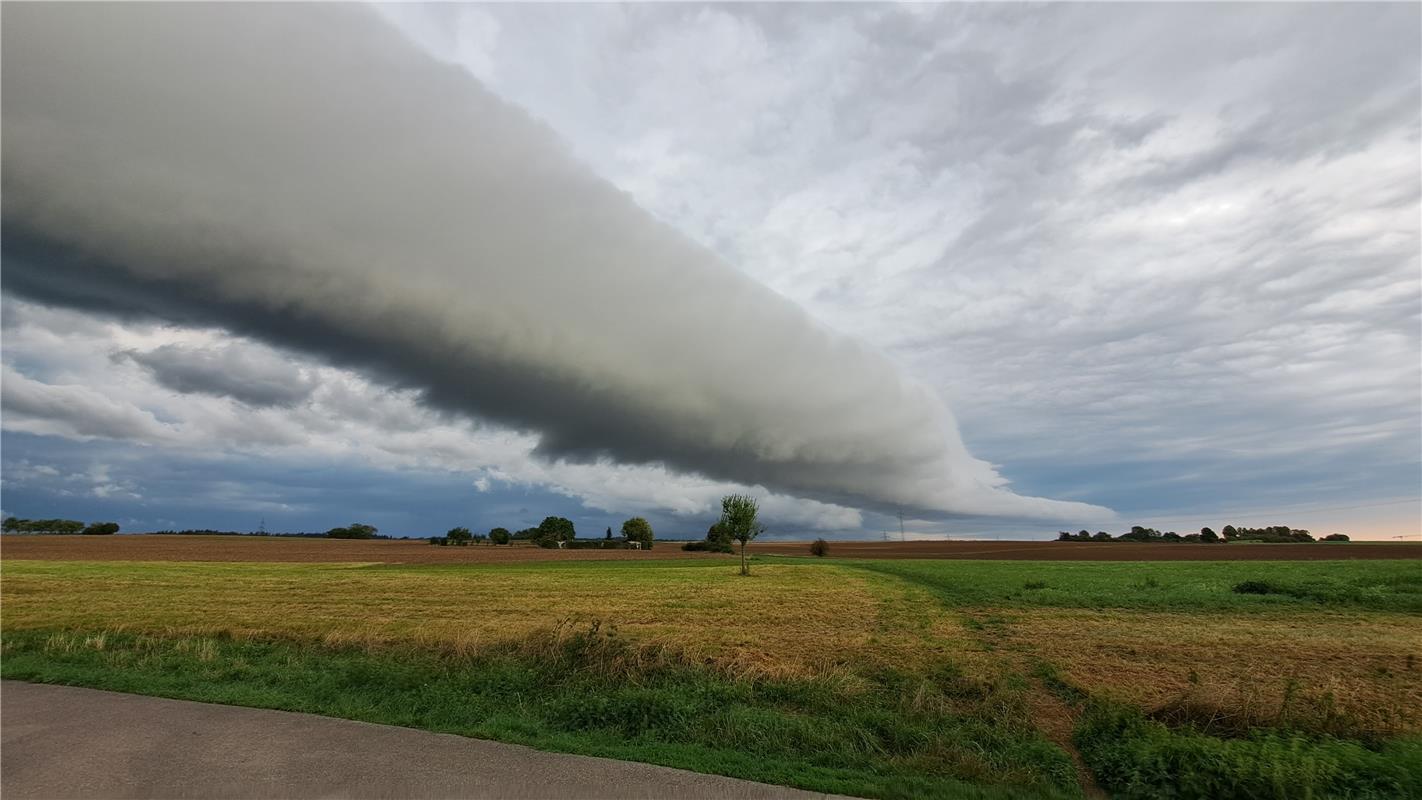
[326,523,380,540]
[427,516,655,549]
[2,517,119,535]
[1058,525,1348,543]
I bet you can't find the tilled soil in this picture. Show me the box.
[751,539,1421,560]
[2,535,1415,563]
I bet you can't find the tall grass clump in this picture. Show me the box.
[1074,699,1422,800]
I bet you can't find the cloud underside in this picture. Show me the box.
[0,302,869,531]
[1,4,1106,522]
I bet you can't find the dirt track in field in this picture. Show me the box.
[1,535,1416,563]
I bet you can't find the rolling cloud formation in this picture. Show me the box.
[1,4,1106,520]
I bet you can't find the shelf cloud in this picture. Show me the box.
[2,3,1108,521]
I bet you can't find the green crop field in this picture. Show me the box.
[3,556,1419,799]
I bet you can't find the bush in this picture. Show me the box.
[82,522,120,535]
[446,527,472,546]
[809,538,829,557]
[1324,533,1350,542]
[682,539,733,553]
[428,536,447,546]
[489,527,511,545]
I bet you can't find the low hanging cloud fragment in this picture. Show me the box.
[1,3,1109,522]
[117,344,317,409]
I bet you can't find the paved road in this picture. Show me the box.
[2,681,848,799]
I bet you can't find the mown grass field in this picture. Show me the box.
[3,554,1419,798]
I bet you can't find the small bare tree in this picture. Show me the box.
[719,494,765,576]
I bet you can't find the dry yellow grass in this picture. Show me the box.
[5,557,1417,737]
[985,607,1422,735]
[0,559,971,679]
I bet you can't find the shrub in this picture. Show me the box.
[489,527,511,545]
[683,537,733,553]
[706,521,733,550]
[428,536,446,546]
[446,527,472,546]
[809,538,829,557]
[82,521,120,535]
[1324,533,1350,542]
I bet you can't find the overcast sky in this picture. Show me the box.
[2,3,1418,539]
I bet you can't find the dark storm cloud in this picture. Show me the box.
[0,3,1104,521]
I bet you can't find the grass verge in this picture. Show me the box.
[1,625,1080,800]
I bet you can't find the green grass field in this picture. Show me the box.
[3,556,1419,798]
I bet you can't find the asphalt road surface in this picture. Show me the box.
[2,681,848,799]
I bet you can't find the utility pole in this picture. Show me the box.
[258,517,266,535]
[897,509,905,542]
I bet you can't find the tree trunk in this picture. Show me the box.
[740,539,748,575]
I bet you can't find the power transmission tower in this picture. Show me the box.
[897,509,906,542]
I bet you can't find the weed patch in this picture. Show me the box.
[1074,700,1421,800]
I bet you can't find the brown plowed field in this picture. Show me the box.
[1,535,1416,563]
[0,536,725,564]
[755,539,1421,560]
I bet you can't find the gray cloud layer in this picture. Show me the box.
[117,344,316,408]
[1,365,172,443]
[1,4,1102,520]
